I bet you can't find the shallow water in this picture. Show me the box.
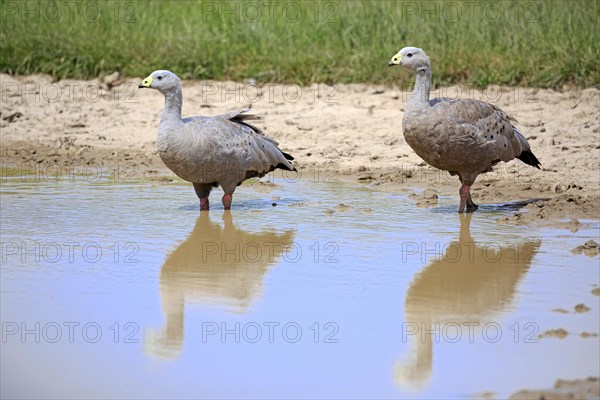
[1,172,599,399]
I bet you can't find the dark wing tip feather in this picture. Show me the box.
[280,151,296,171]
[276,163,296,172]
[229,113,262,133]
[233,114,262,121]
[518,150,541,169]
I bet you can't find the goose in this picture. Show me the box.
[388,47,540,212]
[139,70,295,210]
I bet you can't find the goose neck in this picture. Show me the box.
[161,87,183,122]
[408,68,431,109]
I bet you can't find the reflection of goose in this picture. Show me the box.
[146,211,295,358]
[395,214,541,389]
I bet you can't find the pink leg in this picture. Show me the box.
[222,193,233,210]
[199,197,209,211]
[458,184,470,213]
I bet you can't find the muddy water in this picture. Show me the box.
[1,173,598,399]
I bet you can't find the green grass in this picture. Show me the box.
[1,0,598,88]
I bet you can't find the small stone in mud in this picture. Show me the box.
[538,328,568,339]
[360,207,372,214]
[554,183,565,193]
[592,288,600,296]
[409,189,439,207]
[571,240,600,256]
[574,303,591,313]
[2,111,23,123]
[582,240,599,249]
[324,209,335,216]
[581,332,598,338]
[564,219,583,233]
[271,202,277,207]
[421,189,438,199]
[496,213,525,225]
[552,308,570,314]
[334,203,352,211]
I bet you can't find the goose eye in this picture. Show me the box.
[157,76,163,81]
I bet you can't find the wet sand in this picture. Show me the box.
[510,377,599,400]
[1,73,598,224]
